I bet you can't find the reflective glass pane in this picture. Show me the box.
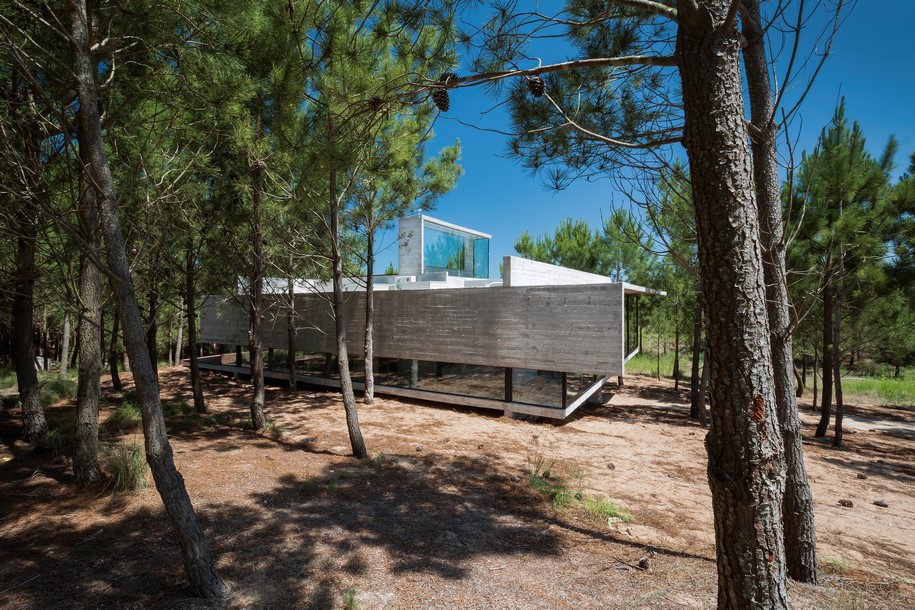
[473,238,489,278]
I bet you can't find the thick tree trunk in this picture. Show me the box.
[816,280,834,437]
[109,308,123,391]
[364,223,375,405]
[13,129,47,442]
[690,298,702,418]
[68,0,225,597]
[73,118,103,486]
[59,310,71,379]
[248,160,266,431]
[742,1,818,582]
[186,240,206,414]
[677,2,789,606]
[329,165,367,458]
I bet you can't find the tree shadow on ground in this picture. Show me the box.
[0,408,713,610]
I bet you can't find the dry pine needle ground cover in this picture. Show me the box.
[1,367,913,609]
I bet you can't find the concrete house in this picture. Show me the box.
[198,214,659,419]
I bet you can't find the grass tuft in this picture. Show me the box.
[823,555,850,570]
[103,442,149,493]
[342,586,358,610]
[38,377,76,407]
[107,400,142,430]
[0,368,17,390]
[528,445,631,520]
[35,412,77,459]
[583,496,632,522]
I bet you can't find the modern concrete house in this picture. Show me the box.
[198,214,660,419]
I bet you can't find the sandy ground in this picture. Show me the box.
[0,367,912,609]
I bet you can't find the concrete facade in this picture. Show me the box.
[197,216,660,419]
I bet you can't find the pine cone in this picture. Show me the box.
[432,88,450,112]
[528,75,546,98]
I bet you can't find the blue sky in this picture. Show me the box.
[374,2,915,278]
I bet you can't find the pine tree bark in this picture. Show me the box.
[832,293,844,447]
[73,117,102,485]
[742,0,818,582]
[673,300,680,390]
[146,282,159,382]
[677,1,789,606]
[248,159,266,431]
[816,278,834,437]
[68,0,225,597]
[363,217,376,405]
[186,239,206,414]
[697,349,709,428]
[286,274,296,390]
[175,296,184,366]
[13,127,47,442]
[59,310,70,379]
[690,298,702,418]
[109,307,123,391]
[329,163,367,458]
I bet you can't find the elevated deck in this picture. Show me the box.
[194,354,612,420]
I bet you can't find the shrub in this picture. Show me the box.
[32,410,77,458]
[103,442,149,493]
[107,400,142,430]
[0,368,17,390]
[38,377,77,407]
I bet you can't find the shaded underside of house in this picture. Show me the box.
[198,257,654,419]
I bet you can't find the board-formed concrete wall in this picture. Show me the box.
[397,216,423,276]
[200,283,625,375]
[503,256,616,287]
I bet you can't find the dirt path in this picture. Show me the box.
[0,368,912,609]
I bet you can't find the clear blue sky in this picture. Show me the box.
[374,2,915,278]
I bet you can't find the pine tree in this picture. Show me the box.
[790,103,893,446]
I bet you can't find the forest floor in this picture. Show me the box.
[1,366,913,609]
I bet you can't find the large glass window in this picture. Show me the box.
[625,294,641,358]
[423,224,489,278]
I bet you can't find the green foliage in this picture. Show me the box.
[822,555,850,571]
[840,374,915,407]
[583,496,631,522]
[107,400,143,430]
[515,214,657,282]
[342,586,358,610]
[788,102,899,370]
[34,411,76,459]
[625,350,693,380]
[527,451,630,520]
[103,442,149,493]
[527,460,580,510]
[384,262,397,275]
[0,368,16,390]
[38,376,76,407]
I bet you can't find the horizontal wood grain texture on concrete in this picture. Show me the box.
[398,216,423,276]
[200,284,624,375]
[503,256,616,287]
